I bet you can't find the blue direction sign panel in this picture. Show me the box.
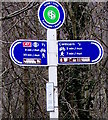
[10,40,47,66]
[38,1,65,29]
[58,40,103,65]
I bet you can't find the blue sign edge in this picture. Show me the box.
[38,0,65,29]
[9,39,48,67]
[57,40,104,65]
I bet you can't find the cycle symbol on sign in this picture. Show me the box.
[48,10,56,20]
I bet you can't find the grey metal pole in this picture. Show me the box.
[23,68,29,120]
[47,29,58,119]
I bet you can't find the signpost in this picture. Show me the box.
[9,0,104,120]
[38,0,65,119]
[10,40,47,66]
[58,40,103,65]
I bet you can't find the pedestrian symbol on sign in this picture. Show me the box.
[42,53,45,58]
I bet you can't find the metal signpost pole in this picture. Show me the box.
[38,0,65,119]
[47,29,58,119]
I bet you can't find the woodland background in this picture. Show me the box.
[0,1,108,120]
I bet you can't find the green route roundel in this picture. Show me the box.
[43,6,60,24]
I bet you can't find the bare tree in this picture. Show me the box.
[1,1,108,120]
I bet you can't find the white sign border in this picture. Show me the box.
[9,39,48,67]
[57,40,104,65]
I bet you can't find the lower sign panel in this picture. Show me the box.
[23,58,41,64]
[59,57,90,63]
[9,40,47,66]
[58,40,103,65]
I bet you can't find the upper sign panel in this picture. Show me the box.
[58,40,104,65]
[38,1,65,29]
[10,40,47,66]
